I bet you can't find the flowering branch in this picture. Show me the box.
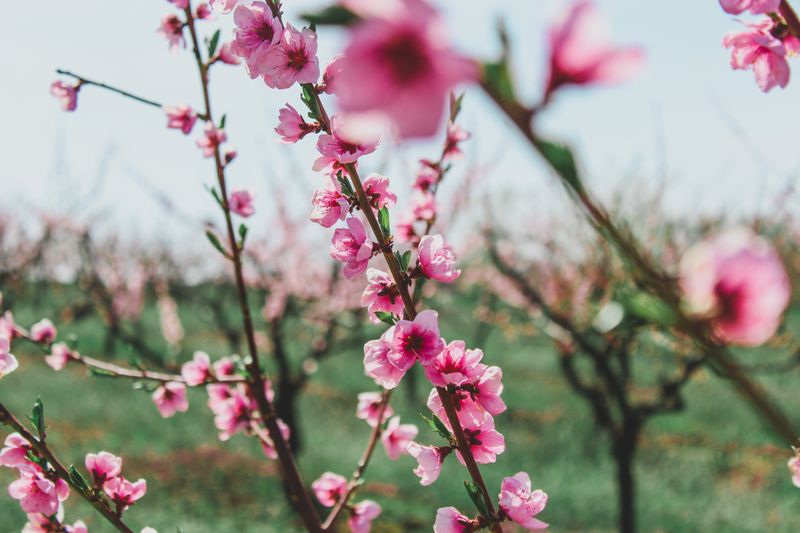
[0,402,136,533]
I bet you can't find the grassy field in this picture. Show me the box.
[0,285,798,532]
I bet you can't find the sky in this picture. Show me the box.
[1,0,799,248]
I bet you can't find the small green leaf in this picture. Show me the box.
[449,92,465,123]
[533,139,584,195]
[238,223,248,249]
[378,207,391,237]
[219,114,227,130]
[619,291,677,328]
[88,366,117,378]
[206,185,224,208]
[206,230,231,259]
[301,84,321,123]
[420,413,452,440]
[69,465,89,491]
[399,250,412,272]
[207,29,221,58]
[301,6,359,26]
[29,398,45,440]
[464,480,490,518]
[375,312,397,326]
[336,173,355,197]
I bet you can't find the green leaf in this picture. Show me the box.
[619,291,677,328]
[29,398,45,440]
[301,5,359,26]
[301,84,321,123]
[449,92,465,123]
[238,223,248,249]
[207,29,221,58]
[88,366,117,378]
[399,250,412,272]
[420,412,452,441]
[464,480,490,517]
[206,185,223,208]
[69,465,89,491]
[378,207,391,237]
[336,173,354,197]
[533,139,584,195]
[205,230,231,259]
[375,312,396,326]
[219,114,227,130]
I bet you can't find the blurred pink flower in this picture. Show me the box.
[363,327,408,389]
[196,124,227,157]
[0,433,31,469]
[259,419,290,459]
[362,174,397,209]
[680,228,791,346]
[411,192,436,221]
[195,2,212,19]
[30,319,56,344]
[312,472,347,507]
[347,500,381,533]
[380,416,418,460]
[433,506,471,533]
[8,469,69,516]
[0,336,18,380]
[544,0,644,98]
[164,105,198,134]
[214,42,241,65]
[276,104,316,143]
[50,81,79,112]
[85,452,122,486]
[321,54,344,94]
[181,351,212,386]
[442,122,470,160]
[231,1,282,77]
[168,0,189,8]
[230,188,255,217]
[259,24,319,89]
[314,116,379,169]
[413,166,438,193]
[211,0,238,13]
[407,442,444,486]
[152,382,189,418]
[103,476,146,511]
[66,521,88,533]
[157,14,186,50]
[723,19,800,92]
[788,456,800,487]
[330,217,373,279]
[333,0,476,138]
[418,234,460,283]
[719,0,781,14]
[388,310,444,370]
[356,391,394,427]
[498,472,549,530]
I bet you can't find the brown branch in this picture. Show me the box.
[780,1,800,39]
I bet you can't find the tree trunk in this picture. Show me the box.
[613,419,640,533]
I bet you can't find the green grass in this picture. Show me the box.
[0,285,798,532]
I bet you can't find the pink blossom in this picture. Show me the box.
[395,212,418,245]
[723,19,800,92]
[407,442,444,486]
[413,166,438,192]
[442,122,470,160]
[424,340,484,387]
[418,234,460,283]
[66,522,88,533]
[411,192,437,221]
[230,1,282,77]
[22,513,57,533]
[362,174,397,209]
[0,311,17,340]
[181,351,213,386]
[333,0,477,138]
[157,14,186,50]
[321,54,344,94]
[195,2,212,19]
[719,0,781,14]
[388,310,445,370]
[0,433,32,469]
[0,336,18,379]
[211,0,238,13]
[168,0,189,8]
[196,124,227,157]
[50,81,79,112]
[544,0,645,98]
[214,357,236,377]
[312,472,347,507]
[427,387,484,427]
[85,452,122,486]
[29,319,56,344]
[457,413,505,465]
[363,327,408,389]
[330,217,374,279]
[214,42,242,65]
[8,469,69,516]
[347,500,381,533]
[680,228,790,346]
[380,416,418,460]
[276,104,316,143]
[164,105,198,135]
[210,387,252,440]
[229,188,255,217]
[356,391,394,427]
[259,419,290,459]
[310,180,349,228]
[361,269,405,324]
[103,476,147,511]
[46,342,72,371]
[314,116,379,169]
[152,382,189,418]
[433,506,471,533]
[788,456,800,488]
[498,472,549,530]
[258,24,320,89]
[472,365,507,417]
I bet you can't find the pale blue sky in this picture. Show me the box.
[1,1,798,246]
